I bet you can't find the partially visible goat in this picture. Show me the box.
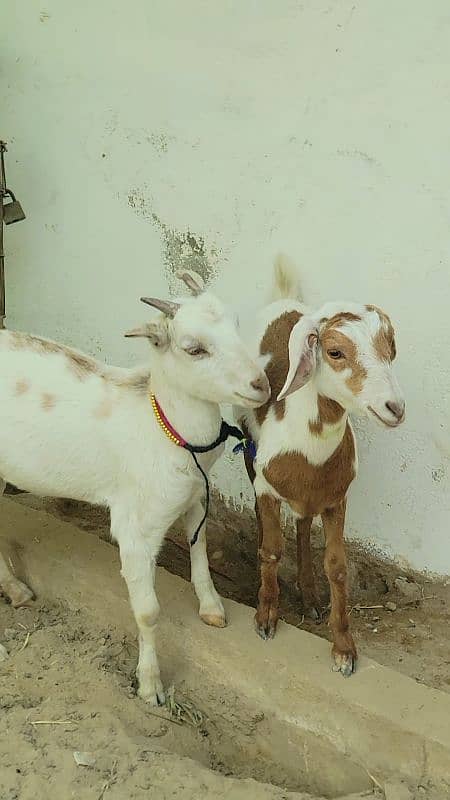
[0,271,269,703]
[236,256,405,676]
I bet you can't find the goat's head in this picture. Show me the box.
[278,302,405,428]
[126,270,270,408]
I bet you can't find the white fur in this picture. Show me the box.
[0,289,269,705]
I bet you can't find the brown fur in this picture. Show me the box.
[321,311,362,327]
[15,379,30,396]
[263,423,355,517]
[308,395,345,435]
[41,392,56,411]
[256,310,302,424]
[254,493,282,638]
[93,395,113,419]
[9,332,61,355]
[7,331,150,394]
[367,305,396,361]
[66,351,100,380]
[296,516,320,616]
[248,423,357,665]
[320,328,367,394]
[112,369,150,393]
[9,332,100,380]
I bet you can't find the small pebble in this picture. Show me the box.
[211,550,223,561]
[394,578,421,601]
[0,644,9,661]
[73,751,96,767]
[385,601,397,612]
[3,628,17,641]
[384,780,413,800]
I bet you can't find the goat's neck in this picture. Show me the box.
[150,371,222,447]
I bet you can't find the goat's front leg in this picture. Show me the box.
[322,500,357,677]
[112,512,165,706]
[0,479,34,607]
[254,493,282,640]
[295,516,321,621]
[184,501,226,628]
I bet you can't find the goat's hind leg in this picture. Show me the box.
[295,515,321,621]
[184,501,226,628]
[0,479,34,607]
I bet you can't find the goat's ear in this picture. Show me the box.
[277,317,319,401]
[124,321,169,350]
[176,269,205,296]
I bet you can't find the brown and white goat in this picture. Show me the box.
[236,257,405,676]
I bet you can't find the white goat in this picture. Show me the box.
[0,270,269,704]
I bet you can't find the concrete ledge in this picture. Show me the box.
[1,498,449,795]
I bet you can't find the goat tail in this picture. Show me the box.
[270,253,301,301]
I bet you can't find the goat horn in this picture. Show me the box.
[140,298,180,318]
[176,269,205,296]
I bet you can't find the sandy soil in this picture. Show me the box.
[17,491,450,696]
[1,490,448,800]
[2,598,343,800]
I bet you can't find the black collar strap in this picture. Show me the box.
[150,395,248,546]
[184,421,247,546]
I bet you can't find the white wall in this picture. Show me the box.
[1,1,449,573]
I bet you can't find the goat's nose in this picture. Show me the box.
[385,400,405,422]
[251,374,270,397]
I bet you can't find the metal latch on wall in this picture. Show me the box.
[3,189,26,225]
[0,140,26,328]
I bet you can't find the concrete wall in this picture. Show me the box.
[1,1,449,573]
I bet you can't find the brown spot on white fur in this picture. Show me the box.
[65,351,100,380]
[93,395,113,419]
[9,332,61,355]
[112,369,150,393]
[263,422,356,517]
[309,395,345,435]
[9,331,100,380]
[256,310,302,424]
[320,327,367,395]
[322,311,362,328]
[15,378,30,396]
[7,331,151,392]
[367,305,396,361]
[41,392,56,411]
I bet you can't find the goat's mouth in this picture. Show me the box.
[368,406,404,428]
[235,391,269,407]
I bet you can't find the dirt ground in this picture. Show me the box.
[2,598,345,800]
[1,490,448,800]
[13,490,450,696]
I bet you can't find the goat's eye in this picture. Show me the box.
[186,345,208,357]
[327,349,344,360]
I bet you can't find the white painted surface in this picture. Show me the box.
[1,1,449,572]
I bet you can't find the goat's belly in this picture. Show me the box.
[0,414,113,504]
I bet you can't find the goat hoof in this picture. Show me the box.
[254,614,277,641]
[138,678,166,707]
[7,580,34,608]
[332,652,356,677]
[200,613,226,628]
[307,605,322,623]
